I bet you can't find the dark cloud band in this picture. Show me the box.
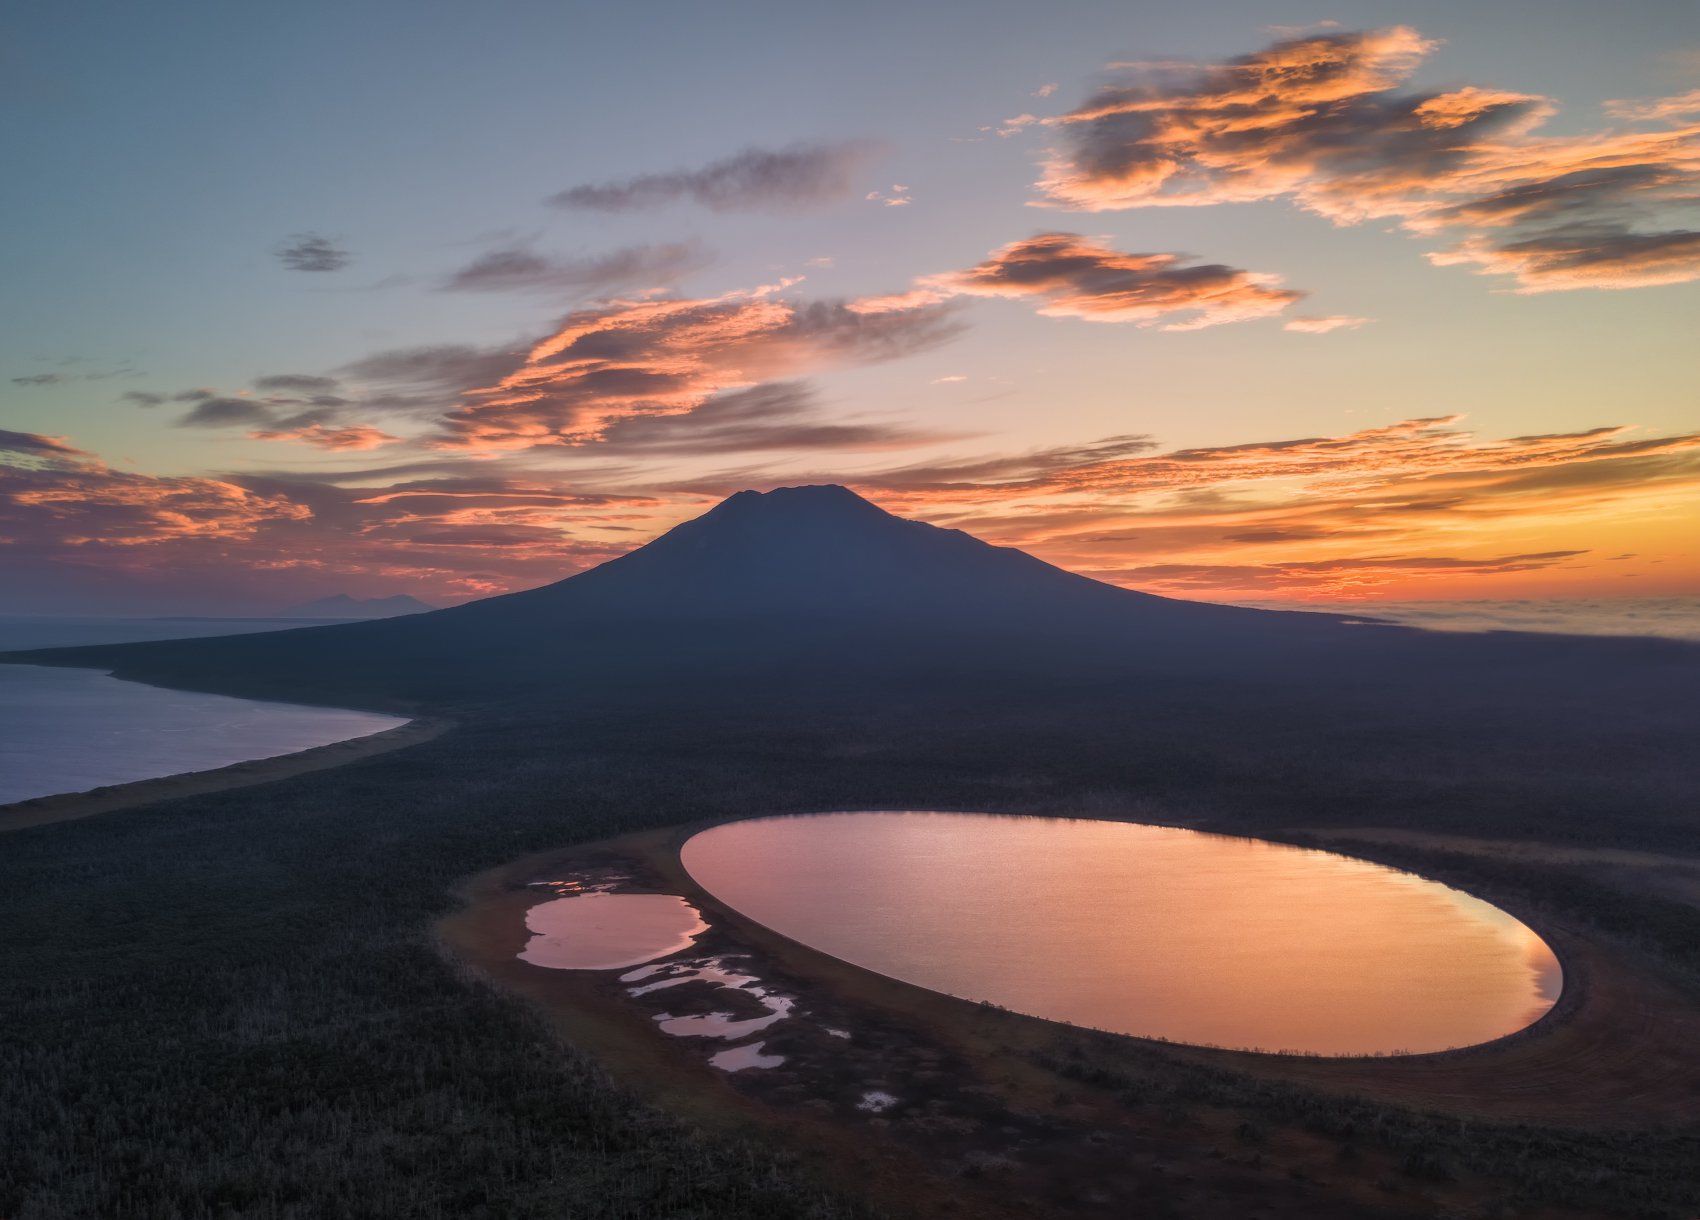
[548,142,878,213]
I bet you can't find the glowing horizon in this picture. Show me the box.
[3,8,1696,616]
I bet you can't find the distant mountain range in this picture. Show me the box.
[283,594,436,619]
[8,485,1693,712]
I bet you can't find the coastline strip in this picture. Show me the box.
[0,716,450,833]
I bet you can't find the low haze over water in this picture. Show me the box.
[0,616,346,651]
[683,812,1561,1056]
[1290,598,1700,642]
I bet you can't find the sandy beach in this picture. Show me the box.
[0,716,450,833]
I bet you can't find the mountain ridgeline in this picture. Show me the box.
[7,485,1693,712]
[443,483,1298,629]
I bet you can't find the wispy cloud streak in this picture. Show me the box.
[440,242,708,294]
[276,233,351,272]
[0,431,670,604]
[548,142,879,213]
[409,283,961,450]
[851,233,1304,329]
[680,416,1700,598]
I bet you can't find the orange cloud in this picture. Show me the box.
[1031,28,1700,291]
[122,274,960,462]
[1,433,678,609]
[684,416,1700,600]
[850,233,1303,330]
[847,417,1700,501]
[8,412,1698,609]
[2,433,311,547]
[432,283,961,450]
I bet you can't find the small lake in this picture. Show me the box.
[520,892,709,971]
[0,664,406,805]
[681,811,1562,1056]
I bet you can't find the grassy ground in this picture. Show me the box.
[3,674,1699,1218]
[444,817,1700,1220]
[0,717,450,833]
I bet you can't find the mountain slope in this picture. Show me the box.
[7,484,1682,711]
[436,484,1268,625]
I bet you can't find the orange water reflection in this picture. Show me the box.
[680,812,1562,1056]
[519,893,708,971]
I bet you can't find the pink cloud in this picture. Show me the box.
[1428,229,1700,292]
[431,283,960,451]
[9,410,1699,608]
[851,233,1303,330]
[1284,315,1371,333]
[679,416,1700,599]
[0,434,676,606]
[2,436,311,547]
[1030,28,1700,291]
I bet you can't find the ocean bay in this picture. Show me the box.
[0,663,404,805]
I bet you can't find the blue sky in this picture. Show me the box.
[3,1,1698,613]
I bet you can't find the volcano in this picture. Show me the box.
[7,485,1675,711]
[429,483,1275,624]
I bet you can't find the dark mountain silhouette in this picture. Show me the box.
[6,485,1693,712]
[434,484,1292,625]
[284,593,436,619]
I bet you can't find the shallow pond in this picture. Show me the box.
[519,892,708,970]
[681,811,1562,1056]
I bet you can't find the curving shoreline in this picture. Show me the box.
[435,820,1700,1220]
[0,716,451,833]
[445,816,1700,1129]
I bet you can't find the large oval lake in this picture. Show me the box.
[680,811,1563,1056]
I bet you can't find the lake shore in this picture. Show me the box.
[440,818,1700,1220]
[0,715,451,832]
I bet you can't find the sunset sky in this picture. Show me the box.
[3,1,1697,616]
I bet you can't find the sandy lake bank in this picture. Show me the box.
[0,716,451,832]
